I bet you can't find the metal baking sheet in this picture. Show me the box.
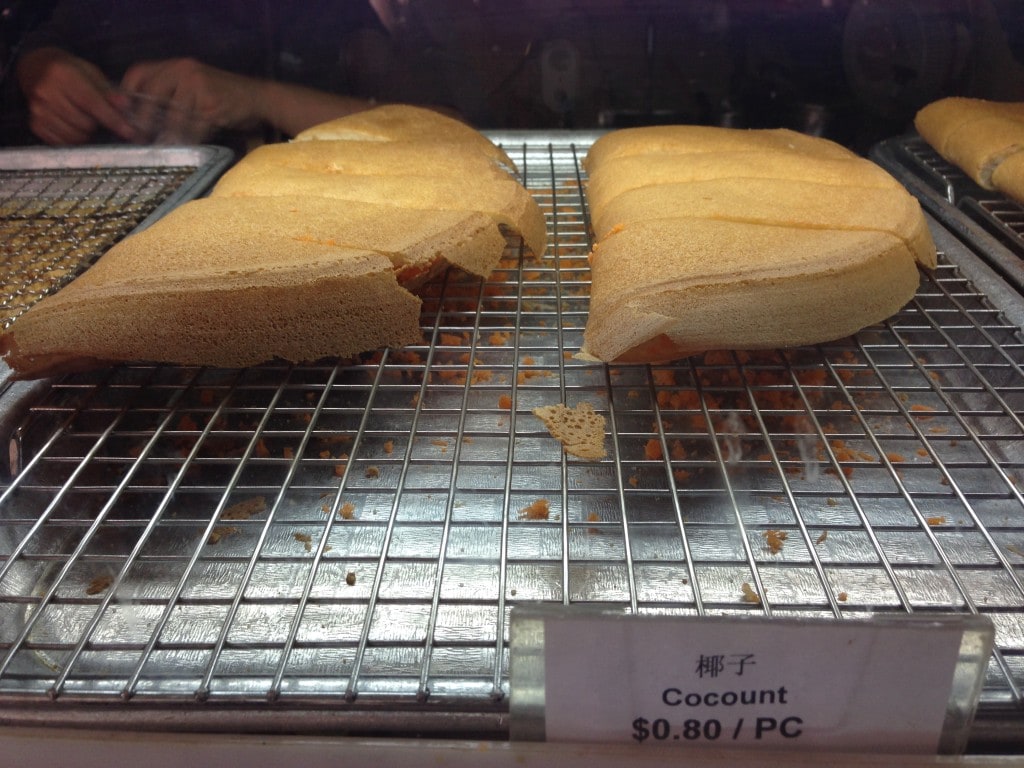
[0,135,1020,746]
[0,145,234,333]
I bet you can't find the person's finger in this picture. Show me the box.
[50,93,97,134]
[48,66,137,142]
[30,105,94,145]
[64,66,140,142]
[27,80,102,144]
[118,62,153,95]
[87,95,138,142]
[121,61,180,104]
[123,60,211,141]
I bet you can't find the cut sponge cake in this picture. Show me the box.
[991,151,1024,206]
[584,151,902,229]
[914,97,1024,194]
[0,233,422,377]
[581,125,859,170]
[591,178,934,269]
[0,195,503,376]
[585,220,921,364]
[235,139,506,179]
[1,105,543,379]
[293,103,516,171]
[581,125,935,365]
[211,142,546,258]
[143,196,509,287]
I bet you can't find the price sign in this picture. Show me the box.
[510,609,992,754]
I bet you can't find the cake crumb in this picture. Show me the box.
[207,525,239,545]
[741,582,761,604]
[294,532,313,552]
[519,499,551,520]
[764,529,788,554]
[532,402,606,460]
[220,496,266,521]
[86,574,113,595]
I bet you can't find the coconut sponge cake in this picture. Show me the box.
[914,97,1024,209]
[293,103,517,171]
[590,178,934,267]
[914,97,1024,191]
[580,125,935,364]
[0,105,545,379]
[581,125,858,169]
[211,140,546,258]
[991,151,1024,205]
[0,194,510,376]
[584,219,922,364]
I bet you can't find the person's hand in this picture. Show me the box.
[119,58,265,142]
[16,46,138,145]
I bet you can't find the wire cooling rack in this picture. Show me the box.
[0,136,1020,743]
[871,135,1024,298]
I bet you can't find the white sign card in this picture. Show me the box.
[541,614,970,753]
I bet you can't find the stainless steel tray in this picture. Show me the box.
[0,145,234,334]
[0,134,1021,747]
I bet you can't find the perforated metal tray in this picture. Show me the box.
[0,135,1020,746]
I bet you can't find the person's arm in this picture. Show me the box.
[255,79,377,137]
[16,46,138,144]
[120,57,376,142]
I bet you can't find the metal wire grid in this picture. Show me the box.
[900,135,1024,256]
[977,198,1024,246]
[0,165,196,328]
[0,140,1019,735]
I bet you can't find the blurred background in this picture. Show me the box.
[2,0,1023,152]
